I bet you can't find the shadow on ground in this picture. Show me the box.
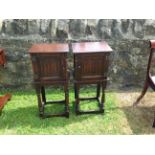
[0,102,97,130]
[119,105,155,134]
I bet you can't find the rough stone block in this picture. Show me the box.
[133,20,145,38]
[144,20,155,37]
[97,19,112,39]
[12,19,28,35]
[27,19,40,34]
[2,19,14,35]
[56,19,69,40]
[86,19,99,39]
[111,19,124,39]
[49,19,56,38]
[40,19,51,34]
[69,19,87,39]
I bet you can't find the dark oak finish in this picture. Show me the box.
[0,48,12,115]
[0,48,6,67]
[72,41,113,115]
[133,40,155,127]
[29,43,69,118]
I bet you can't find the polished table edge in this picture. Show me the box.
[29,43,69,53]
[71,41,113,53]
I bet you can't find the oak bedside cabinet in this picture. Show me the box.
[29,43,69,118]
[72,41,113,115]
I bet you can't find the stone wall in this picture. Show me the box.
[0,19,154,90]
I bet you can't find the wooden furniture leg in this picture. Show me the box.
[100,83,105,112]
[0,93,12,115]
[153,118,155,127]
[133,80,149,106]
[35,85,43,117]
[133,45,154,107]
[96,83,101,100]
[64,84,69,118]
[75,84,80,115]
[41,86,46,105]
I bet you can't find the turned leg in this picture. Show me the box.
[74,83,77,99]
[133,80,149,106]
[75,83,80,114]
[96,83,101,100]
[64,83,69,118]
[153,120,155,128]
[41,86,46,105]
[100,83,105,112]
[35,85,43,117]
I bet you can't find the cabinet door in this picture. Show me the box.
[74,53,110,80]
[31,53,67,81]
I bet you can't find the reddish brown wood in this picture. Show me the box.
[29,43,69,53]
[0,48,6,66]
[29,43,69,118]
[74,53,110,82]
[0,94,12,112]
[150,40,155,49]
[72,41,113,53]
[72,41,113,115]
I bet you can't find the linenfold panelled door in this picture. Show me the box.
[31,53,67,81]
[74,53,110,81]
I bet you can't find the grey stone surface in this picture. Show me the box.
[69,19,87,39]
[56,19,69,40]
[0,19,3,33]
[97,19,112,39]
[144,20,155,39]
[111,19,123,39]
[27,19,40,34]
[2,19,14,35]
[40,19,51,34]
[86,19,99,39]
[133,19,145,39]
[13,19,28,35]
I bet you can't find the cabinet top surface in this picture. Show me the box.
[72,41,113,53]
[29,43,69,53]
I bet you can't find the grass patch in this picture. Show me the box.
[0,87,126,135]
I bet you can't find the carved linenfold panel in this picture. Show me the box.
[74,53,110,80]
[31,53,67,81]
